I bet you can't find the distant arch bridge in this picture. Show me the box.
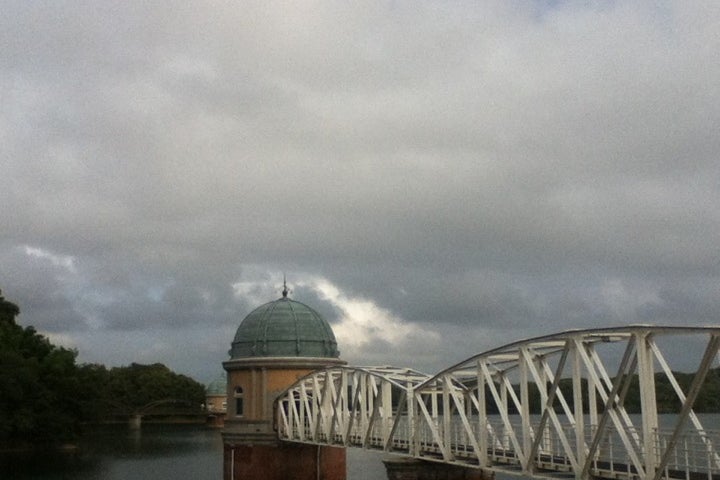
[105,398,202,428]
[276,326,720,480]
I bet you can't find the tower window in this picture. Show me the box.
[234,386,244,416]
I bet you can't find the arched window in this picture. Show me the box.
[234,386,244,416]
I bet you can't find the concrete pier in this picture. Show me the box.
[225,443,345,480]
[128,414,142,430]
[383,457,493,480]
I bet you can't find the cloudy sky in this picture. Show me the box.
[2,1,719,383]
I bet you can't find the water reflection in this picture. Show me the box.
[1,424,224,480]
[1,424,389,480]
[7,415,715,480]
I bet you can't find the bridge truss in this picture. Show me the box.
[276,326,720,480]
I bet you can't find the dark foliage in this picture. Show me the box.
[0,315,206,445]
[0,320,82,443]
[85,362,206,417]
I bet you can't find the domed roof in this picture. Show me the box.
[230,290,340,359]
[206,373,226,396]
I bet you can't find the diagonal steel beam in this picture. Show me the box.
[579,336,645,479]
[653,334,720,480]
[481,360,526,465]
[525,343,577,471]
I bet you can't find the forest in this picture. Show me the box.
[0,297,206,446]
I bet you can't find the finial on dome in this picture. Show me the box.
[282,275,289,298]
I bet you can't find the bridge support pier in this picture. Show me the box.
[383,458,493,480]
[128,414,142,430]
[224,442,345,480]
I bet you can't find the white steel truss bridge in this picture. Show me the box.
[276,326,720,480]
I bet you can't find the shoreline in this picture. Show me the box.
[1,419,212,454]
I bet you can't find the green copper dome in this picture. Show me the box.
[206,373,227,396]
[230,292,340,359]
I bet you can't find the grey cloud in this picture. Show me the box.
[2,1,719,381]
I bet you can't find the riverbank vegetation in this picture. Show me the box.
[77,362,206,422]
[0,303,205,447]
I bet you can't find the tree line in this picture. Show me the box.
[0,296,206,446]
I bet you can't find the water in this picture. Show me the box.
[0,424,388,480]
[4,415,719,480]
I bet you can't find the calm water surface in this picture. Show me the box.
[0,424,388,480]
[4,415,719,480]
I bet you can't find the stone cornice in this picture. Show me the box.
[223,356,346,371]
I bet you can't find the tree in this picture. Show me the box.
[0,291,208,445]
[102,362,206,415]
[0,320,83,443]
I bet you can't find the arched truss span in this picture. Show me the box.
[277,326,720,480]
[276,366,430,451]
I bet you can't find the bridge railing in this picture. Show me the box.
[651,428,720,479]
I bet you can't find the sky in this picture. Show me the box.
[2,1,719,384]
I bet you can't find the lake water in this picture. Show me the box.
[0,424,388,480]
[3,415,719,480]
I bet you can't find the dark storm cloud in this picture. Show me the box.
[1,1,719,381]
[0,246,86,332]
